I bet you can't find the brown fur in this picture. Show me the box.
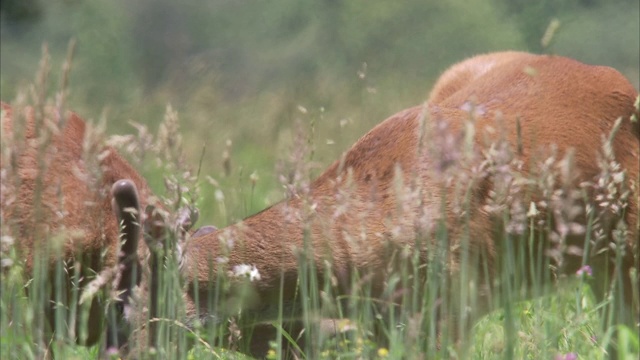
[1,51,638,356]
[181,52,639,354]
[0,102,157,346]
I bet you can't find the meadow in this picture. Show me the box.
[1,1,639,359]
[1,52,639,360]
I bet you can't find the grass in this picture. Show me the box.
[1,52,639,360]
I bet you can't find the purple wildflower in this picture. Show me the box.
[576,265,593,277]
[555,353,578,360]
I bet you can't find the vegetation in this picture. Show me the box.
[1,1,638,224]
[1,1,638,359]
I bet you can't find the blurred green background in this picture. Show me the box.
[1,0,638,226]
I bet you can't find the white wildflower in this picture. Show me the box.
[230,264,261,282]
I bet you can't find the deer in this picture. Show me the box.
[0,101,199,356]
[130,51,635,357]
[2,51,638,358]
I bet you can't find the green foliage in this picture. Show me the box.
[1,1,638,359]
[1,1,637,222]
[553,0,640,88]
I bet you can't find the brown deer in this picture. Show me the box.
[162,52,637,356]
[2,51,638,358]
[0,102,186,354]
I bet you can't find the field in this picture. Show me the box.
[1,1,639,359]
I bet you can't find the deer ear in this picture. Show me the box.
[192,225,217,238]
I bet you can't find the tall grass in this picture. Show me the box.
[1,55,638,360]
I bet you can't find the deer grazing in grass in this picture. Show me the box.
[166,51,638,356]
[2,51,638,358]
